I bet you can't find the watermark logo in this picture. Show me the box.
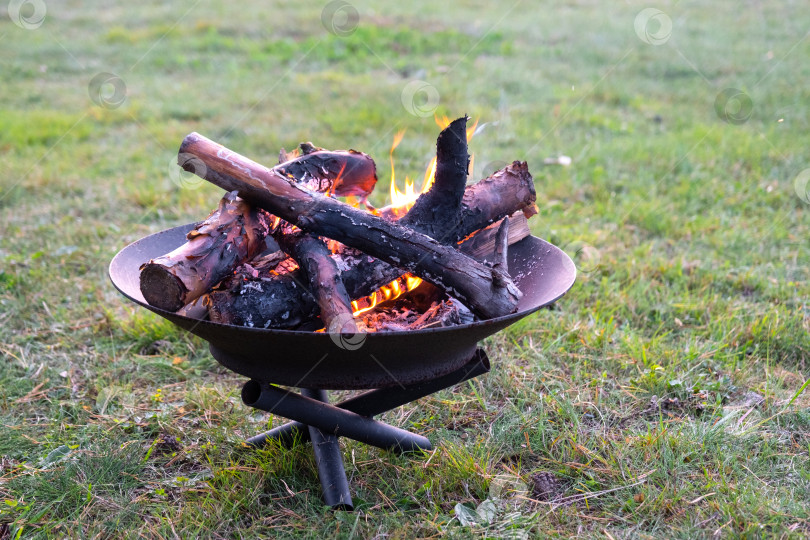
[327,313,366,350]
[8,0,46,29]
[321,0,359,37]
[634,8,672,46]
[562,240,602,274]
[481,160,508,179]
[170,153,208,190]
[401,80,440,118]
[714,88,753,125]
[794,168,810,204]
[88,72,127,109]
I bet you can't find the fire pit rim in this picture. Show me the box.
[109,222,576,336]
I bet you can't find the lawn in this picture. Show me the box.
[1,1,808,538]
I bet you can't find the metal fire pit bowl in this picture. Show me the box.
[109,223,576,389]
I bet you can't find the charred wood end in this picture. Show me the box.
[139,263,187,312]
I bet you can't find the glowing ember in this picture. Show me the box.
[351,274,423,316]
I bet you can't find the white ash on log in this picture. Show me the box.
[178,123,523,320]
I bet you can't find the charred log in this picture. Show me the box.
[179,132,522,319]
[400,116,469,239]
[207,269,318,329]
[276,232,358,333]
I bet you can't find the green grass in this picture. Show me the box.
[1,1,809,537]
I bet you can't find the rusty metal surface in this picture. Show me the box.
[109,223,576,389]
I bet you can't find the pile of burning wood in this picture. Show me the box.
[139,117,538,334]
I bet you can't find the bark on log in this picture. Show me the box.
[140,146,376,312]
[207,162,535,328]
[492,217,510,270]
[459,211,530,262]
[179,132,522,319]
[139,191,272,312]
[276,232,358,333]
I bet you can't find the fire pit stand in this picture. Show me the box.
[109,224,577,512]
[238,349,490,510]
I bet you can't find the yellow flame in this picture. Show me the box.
[434,114,479,141]
[388,129,421,213]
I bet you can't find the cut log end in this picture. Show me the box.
[139,263,188,312]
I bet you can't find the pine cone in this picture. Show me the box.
[531,472,561,501]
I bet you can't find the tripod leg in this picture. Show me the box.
[242,381,432,452]
[302,389,353,511]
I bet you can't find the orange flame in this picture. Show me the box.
[351,274,424,316]
[350,116,479,317]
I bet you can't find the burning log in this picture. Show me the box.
[207,162,536,328]
[276,232,358,334]
[178,132,523,320]
[139,192,272,312]
[357,295,473,332]
[273,143,378,198]
[399,117,469,239]
[139,146,377,312]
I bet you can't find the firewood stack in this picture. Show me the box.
[139,117,539,333]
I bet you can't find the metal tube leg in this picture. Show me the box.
[245,420,307,448]
[302,389,353,511]
[242,382,432,453]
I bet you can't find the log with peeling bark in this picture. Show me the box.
[139,145,377,312]
[207,162,536,328]
[139,191,272,312]
[274,142,378,198]
[276,232,358,334]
